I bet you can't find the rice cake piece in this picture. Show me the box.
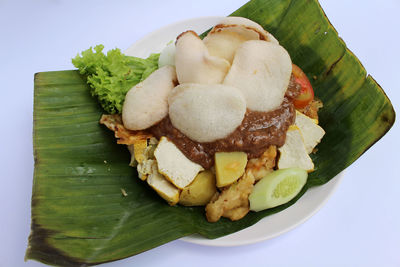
[154,137,204,189]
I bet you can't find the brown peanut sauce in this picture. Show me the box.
[150,75,300,169]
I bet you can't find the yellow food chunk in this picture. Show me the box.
[179,171,217,206]
[245,146,277,182]
[215,152,248,187]
[206,170,255,222]
[133,139,148,164]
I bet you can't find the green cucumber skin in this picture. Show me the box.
[249,168,308,212]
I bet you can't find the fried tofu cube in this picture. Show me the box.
[278,126,314,172]
[295,111,325,154]
[154,137,204,189]
[146,161,180,205]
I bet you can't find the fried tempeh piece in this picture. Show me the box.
[100,114,153,145]
[245,145,277,182]
[297,98,323,121]
[205,146,277,222]
[205,171,255,222]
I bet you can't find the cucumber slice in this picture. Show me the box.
[249,168,308,212]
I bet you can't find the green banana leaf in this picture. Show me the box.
[27,0,395,265]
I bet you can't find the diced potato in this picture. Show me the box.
[179,170,217,206]
[295,111,325,154]
[155,137,204,189]
[215,152,248,187]
[278,126,314,172]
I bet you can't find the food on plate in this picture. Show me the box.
[249,168,308,211]
[78,16,325,222]
[215,152,248,187]
[151,96,295,170]
[179,170,217,206]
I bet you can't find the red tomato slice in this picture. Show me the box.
[292,64,314,109]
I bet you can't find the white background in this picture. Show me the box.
[1,0,399,266]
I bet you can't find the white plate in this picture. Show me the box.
[125,16,344,247]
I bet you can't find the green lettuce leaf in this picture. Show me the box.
[72,44,159,114]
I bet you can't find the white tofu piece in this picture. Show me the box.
[154,137,204,189]
[278,126,314,172]
[295,111,325,154]
[146,161,180,205]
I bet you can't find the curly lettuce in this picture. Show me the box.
[72,45,159,114]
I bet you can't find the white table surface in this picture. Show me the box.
[1,0,399,266]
